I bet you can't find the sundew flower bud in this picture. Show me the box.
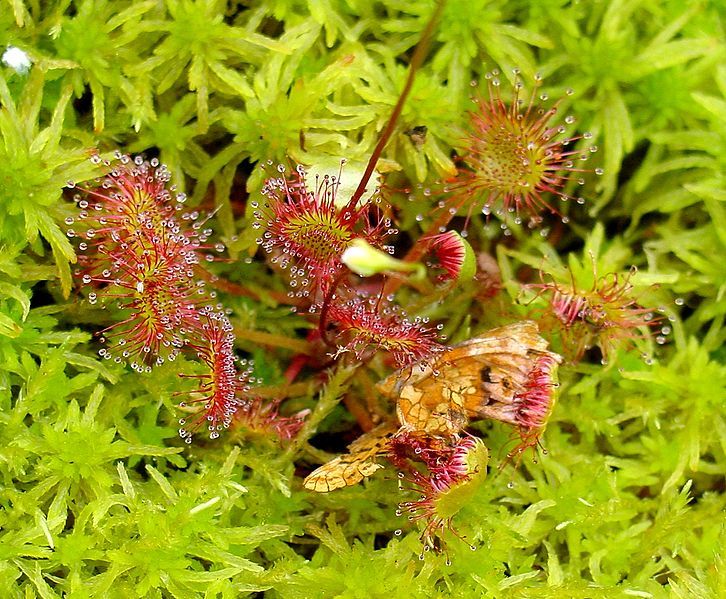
[391,433,489,552]
[426,231,476,283]
[255,164,388,295]
[342,238,424,279]
[327,292,444,367]
[447,69,600,222]
[474,351,561,454]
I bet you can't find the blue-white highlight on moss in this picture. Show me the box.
[2,46,32,74]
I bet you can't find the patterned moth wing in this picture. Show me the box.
[377,357,469,437]
[304,321,560,493]
[303,422,398,492]
[377,321,556,434]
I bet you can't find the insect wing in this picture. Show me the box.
[379,321,553,434]
[303,422,397,492]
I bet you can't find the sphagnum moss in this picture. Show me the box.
[0,0,723,597]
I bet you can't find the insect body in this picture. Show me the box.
[304,321,561,492]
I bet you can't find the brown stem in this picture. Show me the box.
[357,368,389,423]
[233,327,313,355]
[342,393,375,432]
[348,0,447,208]
[253,381,316,400]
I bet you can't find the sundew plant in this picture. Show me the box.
[1,0,725,597]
